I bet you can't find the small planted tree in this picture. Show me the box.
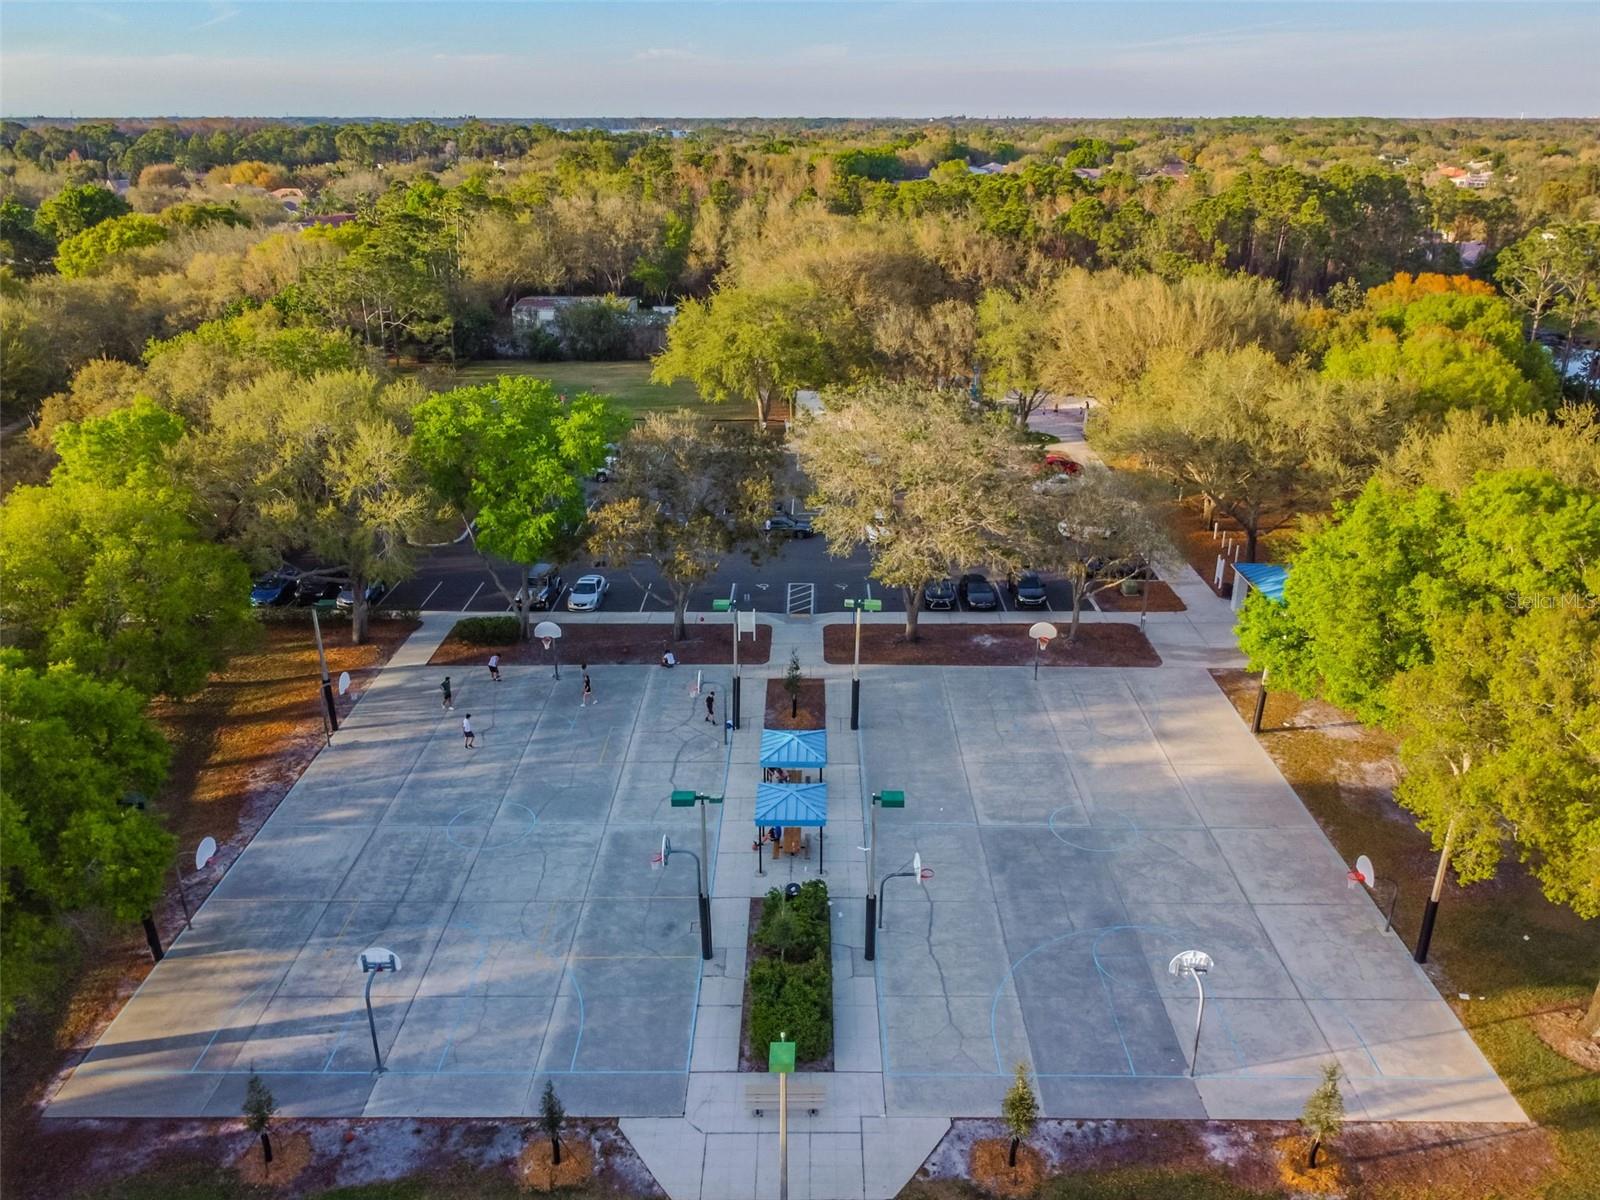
[784,650,803,718]
[1001,1061,1039,1168]
[242,1070,277,1171]
[1300,1061,1345,1168]
[539,1079,566,1167]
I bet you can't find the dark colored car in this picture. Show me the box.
[249,574,296,607]
[1009,571,1048,607]
[765,512,815,538]
[959,573,998,610]
[336,580,387,611]
[923,578,957,610]
[294,576,341,606]
[526,563,563,610]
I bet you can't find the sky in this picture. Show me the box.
[2,1,1597,119]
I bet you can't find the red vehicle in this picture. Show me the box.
[1042,453,1082,475]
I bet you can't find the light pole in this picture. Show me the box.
[770,1036,796,1200]
[864,790,904,961]
[659,827,715,961]
[1168,950,1213,1078]
[310,605,338,734]
[714,598,741,730]
[357,947,401,1074]
[534,620,562,680]
[844,598,882,731]
[1415,814,1458,964]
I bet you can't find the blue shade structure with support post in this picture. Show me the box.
[754,782,828,876]
[759,729,828,776]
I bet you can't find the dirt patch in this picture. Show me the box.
[969,1137,1045,1197]
[822,621,1160,667]
[1530,1008,1600,1072]
[765,676,826,730]
[235,1130,314,1188]
[516,1134,595,1191]
[1089,579,1186,613]
[430,622,771,669]
[912,1117,1559,1200]
[2,619,418,1199]
[10,1117,658,1200]
[1161,496,1294,599]
[1273,1134,1344,1193]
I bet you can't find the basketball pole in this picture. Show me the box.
[311,606,338,732]
[1415,815,1457,964]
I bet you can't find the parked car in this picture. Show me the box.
[294,576,341,606]
[1043,453,1082,475]
[593,446,620,482]
[249,574,296,607]
[1009,571,1048,607]
[923,578,957,610]
[336,580,387,611]
[567,574,609,612]
[765,512,814,538]
[526,563,563,609]
[959,573,998,610]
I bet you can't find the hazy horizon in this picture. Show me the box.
[3,2,1596,121]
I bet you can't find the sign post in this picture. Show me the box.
[769,1036,796,1200]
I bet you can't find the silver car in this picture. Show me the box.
[567,574,609,612]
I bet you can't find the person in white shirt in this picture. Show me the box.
[487,654,501,682]
[462,714,475,748]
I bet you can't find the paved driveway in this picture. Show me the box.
[49,658,736,1119]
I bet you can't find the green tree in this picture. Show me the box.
[1001,1062,1039,1168]
[413,375,623,637]
[0,196,56,275]
[587,413,779,641]
[792,383,1034,639]
[652,280,861,424]
[1300,1062,1344,1168]
[784,649,803,718]
[204,370,447,643]
[34,182,129,240]
[242,1071,278,1169]
[1496,226,1566,341]
[0,654,173,1031]
[54,213,168,278]
[538,1080,565,1167]
[976,285,1054,427]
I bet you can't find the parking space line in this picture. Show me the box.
[418,581,442,610]
[639,585,653,612]
[461,581,483,611]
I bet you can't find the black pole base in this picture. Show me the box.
[698,892,714,960]
[1250,678,1268,733]
[141,913,164,962]
[850,679,860,731]
[864,894,877,961]
[1414,898,1440,963]
[322,681,339,732]
[732,675,741,731]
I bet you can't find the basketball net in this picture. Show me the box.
[542,637,553,651]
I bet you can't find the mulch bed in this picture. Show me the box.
[822,621,1160,668]
[1090,579,1186,613]
[765,676,826,729]
[429,621,772,668]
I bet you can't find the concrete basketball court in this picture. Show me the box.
[862,665,1524,1124]
[49,654,738,1120]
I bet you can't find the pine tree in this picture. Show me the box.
[1300,1061,1345,1168]
[539,1079,566,1166]
[1001,1061,1039,1168]
[242,1070,277,1171]
[784,650,802,717]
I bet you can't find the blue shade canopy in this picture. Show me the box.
[759,729,828,769]
[1234,561,1289,605]
[755,783,828,828]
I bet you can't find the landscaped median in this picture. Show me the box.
[822,620,1160,667]
[743,880,834,1071]
[429,615,772,666]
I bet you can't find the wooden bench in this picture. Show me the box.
[744,1079,825,1117]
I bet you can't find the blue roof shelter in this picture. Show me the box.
[759,729,828,775]
[755,781,829,873]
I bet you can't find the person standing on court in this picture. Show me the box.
[580,665,594,707]
[440,676,455,709]
[462,714,475,748]
[704,690,715,723]
[488,653,501,682]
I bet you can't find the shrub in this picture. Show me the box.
[748,882,833,1064]
[753,884,828,961]
[452,615,520,644]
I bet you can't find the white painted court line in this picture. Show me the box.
[418,580,442,610]
[460,581,484,611]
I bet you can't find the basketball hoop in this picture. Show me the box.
[541,637,553,651]
[1037,638,1050,652]
[1346,867,1366,890]
[649,853,664,871]
[919,867,934,881]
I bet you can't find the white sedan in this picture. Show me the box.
[567,574,609,611]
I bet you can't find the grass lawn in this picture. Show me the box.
[1214,669,1600,1200]
[438,360,757,421]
